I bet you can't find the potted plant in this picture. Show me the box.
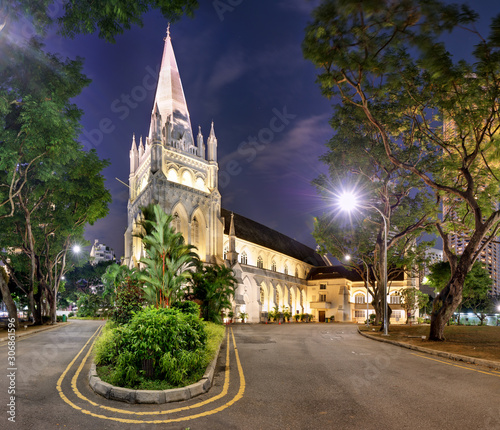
[282,307,292,322]
[239,312,248,323]
[228,310,234,324]
[293,313,300,322]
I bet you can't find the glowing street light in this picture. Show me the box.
[72,245,81,254]
[338,191,389,336]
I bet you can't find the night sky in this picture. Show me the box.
[9,0,500,258]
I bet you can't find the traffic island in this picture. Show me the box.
[88,342,220,404]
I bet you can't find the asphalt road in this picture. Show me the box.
[1,320,500,429]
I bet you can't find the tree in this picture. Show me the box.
[101,264,145,325]
[397,287,429,324]
[428,261,493,325]
[188,262,236,324]
[0,38,110,324]
[303,0,500,340]
[0,0,198,42]
[136,204,198,308]
[313,108,436,328]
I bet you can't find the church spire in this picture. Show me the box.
[130,134,138,173]
[207,121,217,162]
[226,212,238,264]
[149,26,194,147]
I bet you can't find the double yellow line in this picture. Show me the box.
[57,326,245,424]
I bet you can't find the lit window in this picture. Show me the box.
[295,267,299,278]
[173,213,181,233]
[260,287,265,303]
[257,256,263,269]
[319,293,327,302]
[240,252,248,265]
[192,217,199,247]
[389,295,400,304]
[284,264,288,275]
[224,246,228,260]
[320,284,326,290]
[355,294,365,304]
[271,261,277,272]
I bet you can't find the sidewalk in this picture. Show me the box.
[358,327,500,371]
[0,321,70,342]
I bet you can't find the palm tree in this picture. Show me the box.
[188,262,237,323]
[136,204,199,308]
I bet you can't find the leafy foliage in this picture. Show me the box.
[303,0,500,340]
[188,262,236,324]
[1,1,198,43]
[172,300,201,316]
[0,38,110,324]
[428,261,493,324]
[136,204,199,308]
[397,288,429,323]
[94,306,208,388]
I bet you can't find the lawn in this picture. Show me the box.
[359,324,500,362]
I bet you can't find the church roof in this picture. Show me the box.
[307,265,406,282]
[221,208,327,266]
[151,26,194,145]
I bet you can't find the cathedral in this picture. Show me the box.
[123,29,414,323]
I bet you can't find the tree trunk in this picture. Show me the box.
[0,272,19,330]
[429,277,464,341]
[32,288,43,325]
[45,285,57,324]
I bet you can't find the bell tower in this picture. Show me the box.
[124,27,224,267]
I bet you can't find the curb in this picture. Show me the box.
[0,322,70,342]
[358,328,500,371]
[88,340,222,404]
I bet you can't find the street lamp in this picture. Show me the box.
[338,191,389,336]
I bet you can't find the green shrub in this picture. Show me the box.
[172,300,201,316]
[94,322,124,366]
[111,278,145,325]
[94,306,208,388]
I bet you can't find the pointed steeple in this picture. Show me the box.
[149,26,194,147]
[207,121,217,162]
[138,136,145,158]
[197,125,205,159]
[226,212,238,264]
[130,134,138,173]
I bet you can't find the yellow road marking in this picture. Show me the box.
[57,326,245,423]
[71,327,232,415]
[411,353,500,377]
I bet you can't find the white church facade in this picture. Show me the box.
[123,29,415,324]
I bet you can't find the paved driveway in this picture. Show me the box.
[2,321,500,429]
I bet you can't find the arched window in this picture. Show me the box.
[257,256,263,269]
[173,213,181,233]
[271,260,277,272]
[240,251,248,265]
[223,246,228,260]
[284,264,288,275]
[192,217,199,247]
[260,287,265,304]
[355,293,365,304]
[295,267,299,278]
[276,288,280,306]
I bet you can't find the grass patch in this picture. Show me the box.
[359,324,500,361]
